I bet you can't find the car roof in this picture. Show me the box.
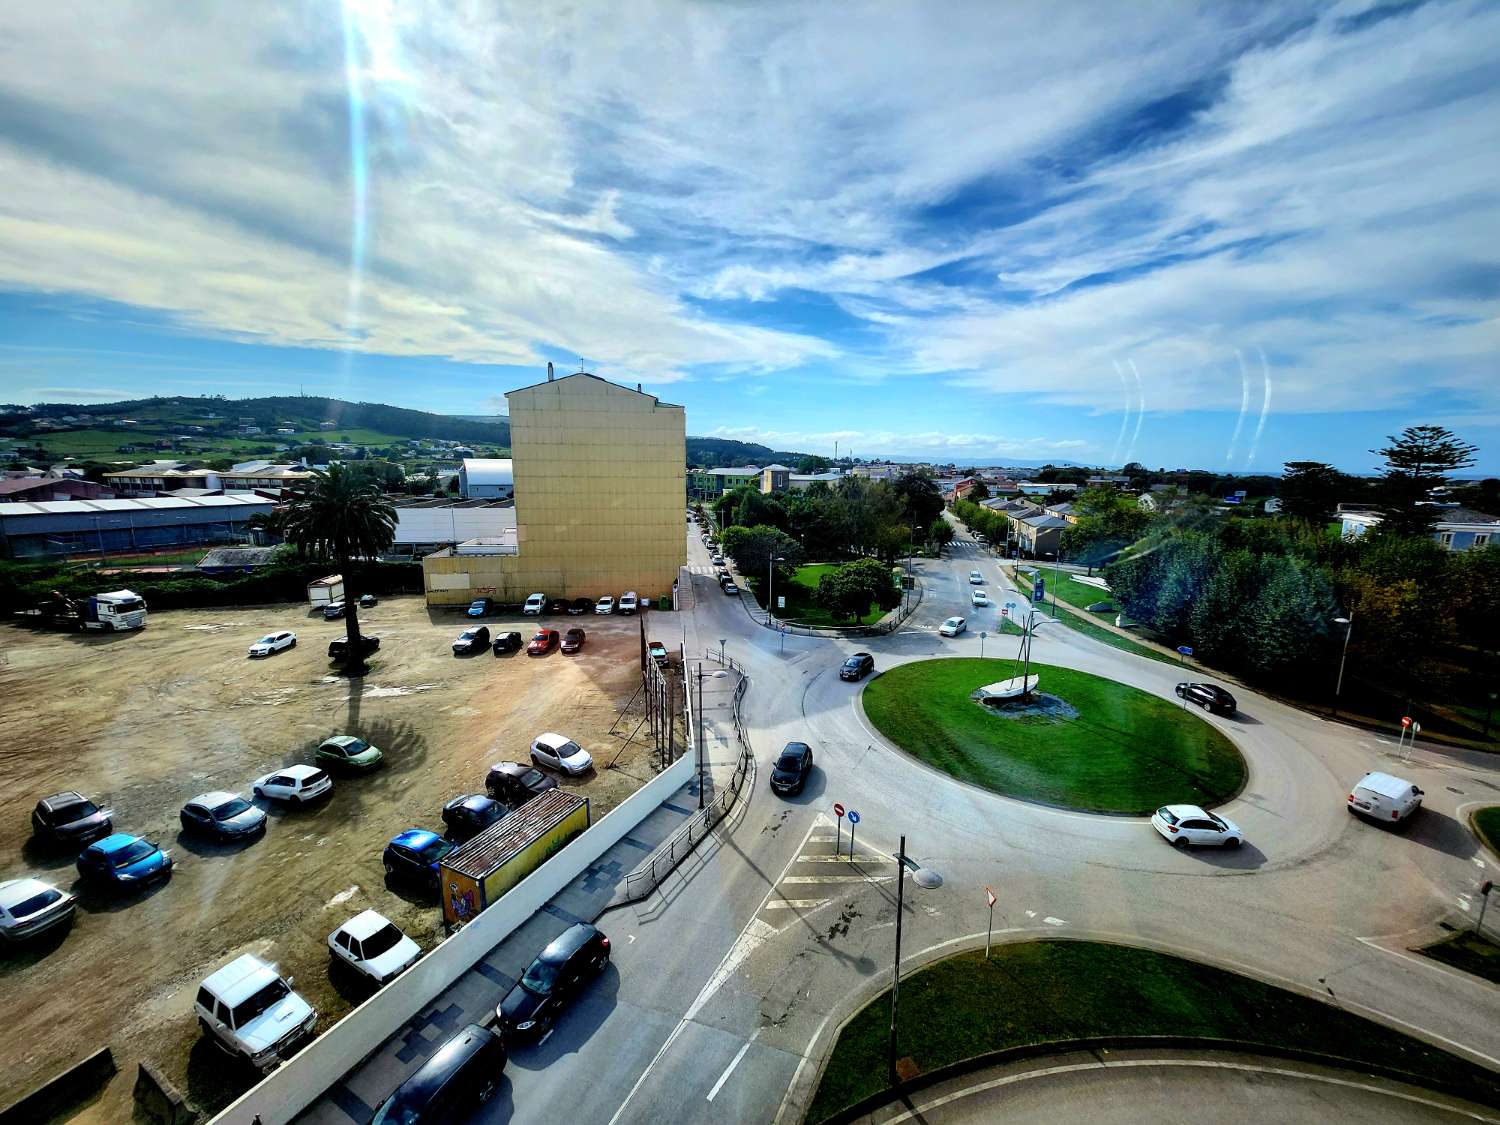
[39,791,87,811]
[202,953,280,1004]
[338,908,393,941]
[448,793,494,811]
[392,828,441,849]
[782,741,810,753]
[565,627,584,635]
[526,592,545,599]
[489,761,527,777]
[540,923,600,963]
[398,1024,496,1102]
[278,764,323,779]
[945,616,963,623]
[0,877,58,909]
[189,790,241,808]
[1356,771,1414,798]
[322,735,359,748]
[537,731,570,748]
[90,832,142,853]
[1161,804,1209,818]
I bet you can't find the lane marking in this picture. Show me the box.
[705,1031,760,1102]
[763,899,832,910]
[783,874,895,885]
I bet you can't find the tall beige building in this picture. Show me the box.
[423,372,686,605]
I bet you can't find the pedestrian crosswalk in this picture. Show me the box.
[755,822,895,929]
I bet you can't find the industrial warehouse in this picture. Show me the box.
[0,493,275,558]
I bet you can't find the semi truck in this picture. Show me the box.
[21,589,148,632]
[440,790,590,928]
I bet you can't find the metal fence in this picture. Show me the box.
[621,652,753,902]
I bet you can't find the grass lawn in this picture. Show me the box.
[70,548,214,567]
[861,658,1243,814]
[1474,806,1500,858]
[807,941,1500,1122]
[1012,568,1178,667]
[1417,930,1500,985]
[746,563,887,628]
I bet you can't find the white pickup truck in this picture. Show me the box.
[195,954,316,1072]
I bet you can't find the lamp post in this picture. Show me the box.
[1332,608,1355,718]
[767,555,785,626]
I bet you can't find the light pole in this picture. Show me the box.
[767,555,785,626]
[1332,608,1355,718]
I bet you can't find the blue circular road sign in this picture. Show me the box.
[847,809,861,825]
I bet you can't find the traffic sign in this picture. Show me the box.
[1005,601,1017,610]
[1401,716,1411,728]
[1177,645,1194,656]
[833,802,845,818]
[1000,608,1009,617]
[985,887,996,908]
[846,809,860,824]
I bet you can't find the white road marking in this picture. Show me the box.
[783,874,895,884]
[705,1032,759,1102]
[626,934,636,944]
[1043,916,1067,926]
[1025,910,1037,918]
[763,899,833,910]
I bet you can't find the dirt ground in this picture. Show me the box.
[0,596,661,1121]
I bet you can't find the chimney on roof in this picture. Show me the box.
[637,383,642,393]
[547,361,554,382]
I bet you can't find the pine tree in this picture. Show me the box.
[1372,425,1477,537]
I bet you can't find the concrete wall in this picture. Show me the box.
[209,750,695,1125]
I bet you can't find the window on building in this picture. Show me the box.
[1475,533,1490,549]
[1438,531,1454,549]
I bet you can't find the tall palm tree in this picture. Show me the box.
[283,464,397,674]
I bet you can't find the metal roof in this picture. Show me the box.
[460,458,514,485]
[0,493,271,518]
[442,789,587,879]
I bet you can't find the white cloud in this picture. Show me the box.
[705,425,1090,460]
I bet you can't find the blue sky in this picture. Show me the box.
[1,1,1498,473]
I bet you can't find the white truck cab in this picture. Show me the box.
[83,590,147,631]
[195,954,316,1072]
[1347,771,1424,825]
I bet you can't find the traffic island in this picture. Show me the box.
[863,658,1244,814]
[1473,805,1500,859]
[806,941,1500,1124]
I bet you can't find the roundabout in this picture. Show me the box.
[860,658,1247,815]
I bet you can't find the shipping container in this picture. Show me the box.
[439,789,590,927]
[306,574,344,606]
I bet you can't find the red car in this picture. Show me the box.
[561,627,586,654]
[527,629,560,655]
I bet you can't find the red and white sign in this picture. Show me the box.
[1000,608,1009,617]
[1401,716,1412,728]
[985,887,996,908]
[833,803,845,818]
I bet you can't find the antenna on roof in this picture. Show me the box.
[578,358,585,373]
[637,383,642,393]
[547,361,554,382]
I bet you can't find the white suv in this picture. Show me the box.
[252,764,333,804]
[523,592,546,615]
[619,591,638,615]
[195,954,316,1072]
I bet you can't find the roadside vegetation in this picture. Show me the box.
[861,658,1243,814]
[744,562,890,627]
[808,941,1500,1121]
[1473,806,1500,857]
[1417,930,1500,986]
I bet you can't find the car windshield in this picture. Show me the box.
[521,959,560,995]
[58,800,98,820]
[520,769,547,788]
[371,1096,422,1125]
[212,798,251,820]
[558,741,583,757]
[256,635,276,644]
[360,923,405,959]
[777,753,801,770]
[230,979,289,1028]
[342,739,369,754]
[11,888,61,916]
[418,838,455,863]
[110,840,157,867]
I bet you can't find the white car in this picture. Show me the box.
[530,732,594,775]
[1151,804,1243,849]
[939,616,967,636]
[971,589,989,607]
[247,630,297,658]
[1348,771,1424,824]
[0,877,76,944]
[595,595,615,615]
[523,592,546,615]
[252,764,333,804]
[968,570,984,585]
[195,954,316,1073]
[619,591,638,615]
[328,909,421,984]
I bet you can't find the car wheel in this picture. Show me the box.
[253,786,264,798]
[384,861,396,877]
[1225,837,1242,849]
[1172,836,1189,849]
[289,638,296,647]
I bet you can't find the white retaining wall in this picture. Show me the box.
[210,750,695,1125]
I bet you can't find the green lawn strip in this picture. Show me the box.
[746,564,885,628]
[75,548,214,567]
[861,658,1243,813]
[1417,931,1500,985]
[1010,568,1194,668]
[808,942,1500,1122]
[1473,807,1500,858]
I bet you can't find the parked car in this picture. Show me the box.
[722,582,739,596]
[1086,601,1115,613]
[565,596,589,614]
[359,593,378,608]
[839,653,874,681]
[31,791,112,846]
[496,923,610,1037]
[453,626,490,654]
[971,589,989,607]
[561,627,586,654]
[546,598,570,615]
[648,641,669,667]
[180,792,267,840]
[717,572,733,587]
[485,762,558,806]
[328,909,421,984]
[442,794,506,841]
[195,954,317,1073]
[76,832,172,889]
[595,595,615,615]
[383,829,456,889]
[315,735,383,772]
[247,630,296,657]
[939,616,967,636]
[1151,805,1243,848]
[466,598,492,618]
[1348,771,1424,824]
[619,591,638,615]
[369,1023,506,1124]
[968,570,984,585]
[710,554,724,566]
[523,592,546,615]
[530,732,593,775]
[770,742,814,796]
[323,601,346,620]
[492,630,524,655]
[328,634,380,661]
[0,878,75,943]
[252,764,333,804]
[527,628,560,655]
[1175,682,1237,716]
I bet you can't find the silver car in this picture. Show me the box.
[0,877,76,943]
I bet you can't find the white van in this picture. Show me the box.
[523,592,546,616]
[619,591,638,615]
[1347,771,1424,825]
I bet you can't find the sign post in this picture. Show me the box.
[985,886,996,959]
[1399,715,1412,754]
[1176,646,1194,705]
[833,802,845,855]
[1478,880,1494,936]
[979,630,988,659]
[847,809,860,859]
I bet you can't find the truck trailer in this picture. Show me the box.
[20,589,148,632]
[306,574,344,608]
[440,790,590,927]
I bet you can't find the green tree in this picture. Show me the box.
[796,455,833,473]
[715,485,787,531]
[720,524,804,579]
[891,472,944,531]
[1062,488,1153,572]
[966,481,991,502]
[283,464,397,674]
[1278,461,1345,523]
[815,557,899,622]
[928,517,955,554]
[1372,425,1478,537]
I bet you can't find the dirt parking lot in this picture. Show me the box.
[0,596,660,1121]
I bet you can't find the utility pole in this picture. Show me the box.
[695,664,706,810]
[888,834,907,1086]
[1332,607,1355,718]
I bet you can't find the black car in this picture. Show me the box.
[1175,682,1237,716]
[328,634,381,661]
[492,630,524,655]
[442,794,506,841]
[546,598,570,615]
[497,923,610,1037]
[485,762,558,806]
[839,653,875,681]
[359,593,378,608]
[452,626,490,654]
[568,597,592,615]
[31,791,112,846]
[370,1022,506,1125]
[561,627,586,654]
[770,742,813,796]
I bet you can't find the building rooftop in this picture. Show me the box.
[460,458,514,485]
[197,547,282,570]
[706,465,761,476]
[0,493,272,518]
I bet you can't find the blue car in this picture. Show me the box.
[383,830,456,890]
[76,832,172,889]
[467,598,492,618]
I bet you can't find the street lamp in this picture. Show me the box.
[695,664,729,810]
[1332,608,1355,718]
[767,555,785,626]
